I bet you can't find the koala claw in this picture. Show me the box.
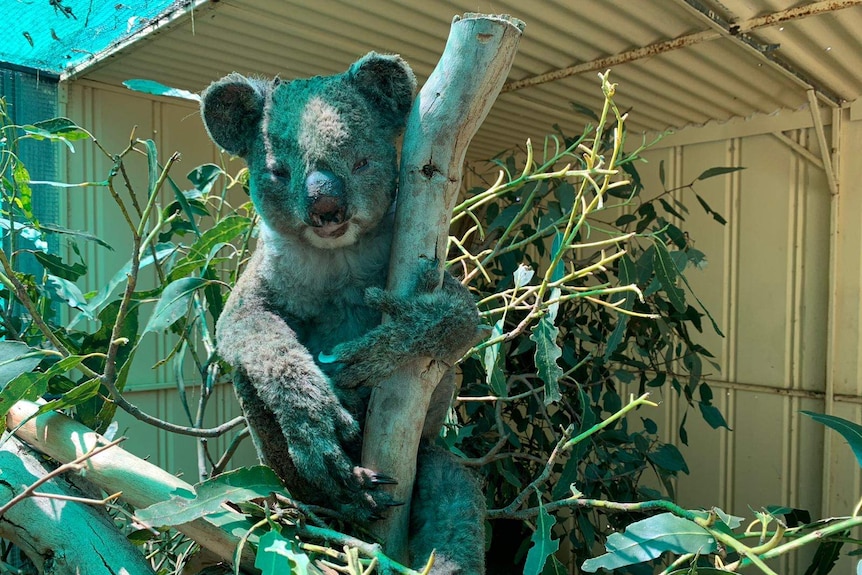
[370,472,398,485]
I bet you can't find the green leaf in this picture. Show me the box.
[44,275,92,317]
[483,320,507,396]
[187,163,223,196]
[531,315,563,405]
[0,342,48,388]
[648,444,689,474]
[22,117,91,152]
[802,411,862,468]
[139,140,158,204]
[123,79,201,102]
[0,355,88,419]
[659,160,666,188]
[604,255,636,360]
[550,232,564,283]
[254,530,311,575]
[70,243,176,328]
[653,240,686,312]
[699,402,731,430]
[169,215,250,279]
[696,166,745,181]
[34,252,87,281]
[163,169,202,238]
[581,513,717,573]
[39,223,113,250]
[136,466,286,526]
[32,377,102,417]
[523,502,560,575]
[144,277,209,333]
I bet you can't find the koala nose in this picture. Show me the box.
[306,170,347,226]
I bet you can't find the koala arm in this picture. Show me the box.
[326,269,482,388]
[217,258,395,521]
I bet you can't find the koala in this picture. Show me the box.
[201,53,486,574]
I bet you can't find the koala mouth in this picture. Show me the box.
[312,221,350,239]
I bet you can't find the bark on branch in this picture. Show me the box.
[0,434,155,575]
[6,401,258,572]
[361,13,524,560]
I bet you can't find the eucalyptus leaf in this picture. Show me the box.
[0,342,48,388]
[169,215,251,280]
[696,166,745,181]
[523,502,559,575]
[136,466,286,526]
[653,241,686,312]
[581,513,716,572]
[143,277,210,333]
[802,411,862,468]
[123,79,201,102]
[531,315,563,405]
[0,355,88,419]
[69,242,177,328]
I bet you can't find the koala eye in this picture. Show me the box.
[270,166,290,181]
[352,158,369,173]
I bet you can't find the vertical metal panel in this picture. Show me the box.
[60,81,861,572]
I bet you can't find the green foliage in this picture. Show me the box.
[448,73,734,572]
[137,466,286,526]
[523,501,559,575]
[581,512,717,572]
[802,411,862,468]
[254,530,311,575]
[2,71,856,575]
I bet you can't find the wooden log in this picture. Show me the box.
[361,13,524,561]
[6,401,258,572]
[0,434,155,575]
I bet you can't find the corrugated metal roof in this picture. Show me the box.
[62,0,862,162]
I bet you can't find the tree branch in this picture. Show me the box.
[361,13,523,560]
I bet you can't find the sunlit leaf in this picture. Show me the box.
[483,320,506,396]
[0,342,48,388]
[581,513,716,572]
[136,466,286,526]
[0,355,88,419]
[143,277,210,333]
[69,243,177,328]
[32,377,101,416]
[123,79,201,102]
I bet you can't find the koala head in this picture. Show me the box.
[201,53,416,249]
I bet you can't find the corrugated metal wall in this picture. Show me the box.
[61,80,859,571]
[62,80,258,478]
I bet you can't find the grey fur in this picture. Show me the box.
[202,52,485,573]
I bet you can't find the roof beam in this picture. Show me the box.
[672,0,852,107]
[502,0,860,105]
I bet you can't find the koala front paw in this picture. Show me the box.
[321,270,482,388]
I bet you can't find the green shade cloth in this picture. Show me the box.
[1,0,182,74]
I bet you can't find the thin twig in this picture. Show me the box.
[0,437,125,518]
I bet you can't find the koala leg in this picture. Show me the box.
[409,443,486,575]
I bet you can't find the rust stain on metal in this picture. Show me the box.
[502,0,862,94]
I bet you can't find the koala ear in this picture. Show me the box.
[348,52,417,130]
[201,73,269,157]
